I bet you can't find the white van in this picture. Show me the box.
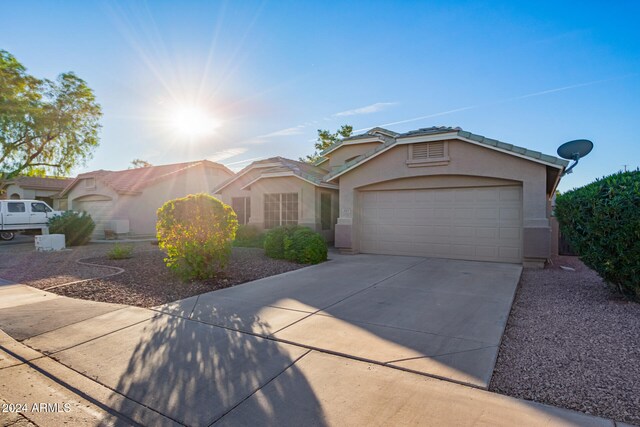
[0,200,63,241]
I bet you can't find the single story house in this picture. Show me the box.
[60,160,233,238]
[0,176,73,209]
[317,126,568,268]
[215,127,567,267]
[213,157,339,242]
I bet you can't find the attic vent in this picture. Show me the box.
[412,142,445,160]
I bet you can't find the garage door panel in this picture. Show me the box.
[75,200,112,239]
[499,227,521,240]
[500,188,522,201]
[359,186,522,263]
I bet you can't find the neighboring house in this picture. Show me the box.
[0,176,73,210]
[60,160,233,238]
[316,126,568,268]
[213,157,339,242]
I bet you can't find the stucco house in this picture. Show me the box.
[317,126,568,268]
[0,176,73,209]
[213,157,339,241]
[60,160,233,238]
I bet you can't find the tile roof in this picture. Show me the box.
[325,126,570,182]
[6,176,74,191]
[61,160,232,196]
[214,156,335,192]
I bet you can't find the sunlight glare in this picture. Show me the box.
[168,105,220,138]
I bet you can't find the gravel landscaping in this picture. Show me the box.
[54,247,306,307]
[490,256,640,425]
[0,242,307,307]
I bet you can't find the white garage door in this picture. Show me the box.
[360,186,522,263]
[75,200,113,239]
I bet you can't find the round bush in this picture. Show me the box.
[48,211,95,246]
[156,193,238,281]
[233,224,265,248]
[555,170,640,301]
[284,227,328,264]
[263,225,300,259]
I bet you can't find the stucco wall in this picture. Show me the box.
[66,165,231,236]
[334,139,554,265]
[216,174,338,239]
[3,184,61,203]
[67,179,118,210]
[328,142,383,172]
[115,165,231,235]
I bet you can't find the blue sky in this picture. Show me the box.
[2,0,639,191]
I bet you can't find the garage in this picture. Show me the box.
[359,186,522,263]
[74,198,113,239]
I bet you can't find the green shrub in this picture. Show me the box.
[233,224,265,248]
[156,193,238,281]
[284,227,328,264]
[555,170,640,301]
[107,244,133,260]
[48,211,95,246]
[264,225,301,259]
[264,225,327,264]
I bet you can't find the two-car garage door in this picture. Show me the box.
[360,186,522,263]
[74,199,113,239]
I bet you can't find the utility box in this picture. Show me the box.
[35,234,66,252]
[108,220,130,234]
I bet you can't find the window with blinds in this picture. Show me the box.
[264,193,298,229]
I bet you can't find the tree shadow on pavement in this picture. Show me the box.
[106,311,324,426]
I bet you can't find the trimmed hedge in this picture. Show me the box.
[48,211,95,246]
[233,224,265,248]
[555,170,640,301]
[284,227,328,264]
[156,194,238,281]
[264,225,327,264]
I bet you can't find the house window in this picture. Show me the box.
[7,202,25,213]
[232,197,251,225]
[85,178,96,189]
[321,193,332,230]
[264,193,298,229]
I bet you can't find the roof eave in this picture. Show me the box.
[240,171,338,190]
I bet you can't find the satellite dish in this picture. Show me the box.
[557,139,593,176]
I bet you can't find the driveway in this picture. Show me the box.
[158,253,522,388]
[1,254,614,426]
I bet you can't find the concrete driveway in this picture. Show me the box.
[0,255,619,427]
[157,253,522,388]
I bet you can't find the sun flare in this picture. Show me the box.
[167,105,220,138]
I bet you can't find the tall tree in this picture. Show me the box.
[302,124,353,163]
[0,50,102,181]
[129,159,152,169]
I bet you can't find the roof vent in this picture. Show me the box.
[412,142,445,160]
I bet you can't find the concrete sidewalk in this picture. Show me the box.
[0,281,627,426]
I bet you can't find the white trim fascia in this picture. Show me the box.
[344,137,383,145]
[326,146,393,182]
[214,162,282,193]
[394,133,564,169]
[327,133,565,182]
[395,132,459,144]
[453,136,565,170]
[240,171,339,190]
[549,167,564,199]
[321,137,383,156]
[315,157,329,166]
